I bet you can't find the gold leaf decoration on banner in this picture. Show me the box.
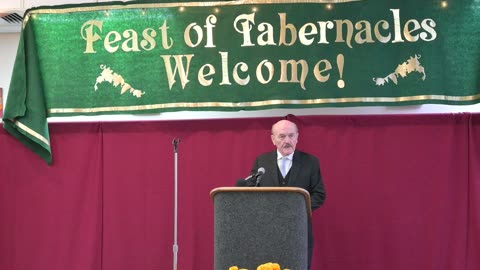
[94,64,145,98]
[373,54,427,86]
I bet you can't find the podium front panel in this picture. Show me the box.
[213,188,309,270]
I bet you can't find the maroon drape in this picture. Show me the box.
[1,114,479,270]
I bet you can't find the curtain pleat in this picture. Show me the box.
[1,114,479,270]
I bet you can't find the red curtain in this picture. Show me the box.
[0,114,479,270]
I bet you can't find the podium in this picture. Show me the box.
[210,187,311,270]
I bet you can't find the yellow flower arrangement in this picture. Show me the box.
[229,262,290,270]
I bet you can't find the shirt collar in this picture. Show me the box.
[277,150,294,160]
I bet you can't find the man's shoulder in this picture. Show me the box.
[257,150,276,159]
[294,150,319,162]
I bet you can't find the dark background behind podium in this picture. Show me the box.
[1,114,479,270]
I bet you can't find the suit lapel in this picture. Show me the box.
[268,151,280,185]
[288,151,301,186]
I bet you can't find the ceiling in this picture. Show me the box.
[0,0,113,33]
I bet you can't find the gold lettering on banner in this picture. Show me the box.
[334,19,354,48]
[81,20,103,53]
[313,59,332,83]
[279,13,297,46]
[61,1,441,55]
[257,21,276,46]
[81,20,173,54]
[229,10,437,49]
[158,20,174,49]
[278,60,309,90]
[336,54,345,89]
[141,28,157,51]
[161,55,194,90]
[158,51,347,90]
[233,62,250,85]
[354,20,375,44]
[403,19,422,42]
[104,30,122,53]
[198,64,215,86]
[184,15,217,48]
[374,20,391,43]
[75,3,443,92]
[299,23,318,45]
[256,60,275,84]
[316,21,335,44]
[121,29,141,52]
[234,13,256,47]
[391,9,404,43]
[219,52,232,85]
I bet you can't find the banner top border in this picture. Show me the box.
[23,0,363,16]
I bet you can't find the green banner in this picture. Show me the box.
[3,0,480,163]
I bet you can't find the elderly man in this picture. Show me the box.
[240,119,326,270]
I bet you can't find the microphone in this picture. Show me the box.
[236,167,265,187]
[245,167,264,181]
[254,167,265,187]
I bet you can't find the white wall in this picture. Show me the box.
[0,33,20,111]
[1,19,479,123]
[0,0,116,11]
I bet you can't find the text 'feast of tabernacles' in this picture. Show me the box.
[81,9,436,92]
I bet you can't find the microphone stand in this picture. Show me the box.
[255,174,262,187]
[172,138,181,270]
[255,179,260,187]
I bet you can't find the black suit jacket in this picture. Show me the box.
[249,150,326,211]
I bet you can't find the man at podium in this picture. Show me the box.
[237,119,326,270]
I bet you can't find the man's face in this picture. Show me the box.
[271,121,298,156]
